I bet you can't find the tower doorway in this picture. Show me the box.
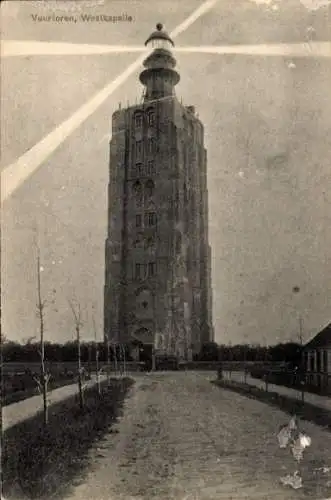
[139,343,153,371]
[132,327,154,370]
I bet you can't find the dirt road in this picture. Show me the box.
[66,372,331,500]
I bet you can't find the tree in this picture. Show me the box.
[119,343,127,376]
[268,342,302,366]
[106,338,111,383]
[35,249,51,427]
[92,311,102,396]
[107,339,119,375]
[68,299,85,409]
[199,341,219,361]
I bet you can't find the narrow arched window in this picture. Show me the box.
[145,212,156,227]
[136,163,143,177]
[147,138,155,155]
[148,262,156,277]
[145,180,155,199]
[176,232,182,254]
[134,234,144,248]
[134,112,142,128]
[145,237,156,253]
[136,214,142,228]
[147,110,155,127]
[147,160,155,176]
[133,181,142,207]
[184,182,188,204]
[135,140,142,159]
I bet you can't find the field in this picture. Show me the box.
[2,364,90,406]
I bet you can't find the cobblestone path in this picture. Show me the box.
[67,372,331,500]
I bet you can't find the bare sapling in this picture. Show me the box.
[35,250,51,427]
[113,343,118,376]
[92,313,101,396]
[68,299,85,409]
[121,344,127,376]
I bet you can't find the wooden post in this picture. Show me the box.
[299,317,305,404]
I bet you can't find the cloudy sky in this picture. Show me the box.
[1,0,331,345]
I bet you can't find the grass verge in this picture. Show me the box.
[2,377,135,500]
[212,379,331,432]
[3,377,85,407]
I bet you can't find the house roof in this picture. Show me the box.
[304,322,331,350]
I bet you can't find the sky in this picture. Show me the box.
[1,0,331,346]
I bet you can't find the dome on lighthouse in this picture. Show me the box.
[140,22,179,101]
[145,23,174,50]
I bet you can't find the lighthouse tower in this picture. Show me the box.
[104,24,213,365]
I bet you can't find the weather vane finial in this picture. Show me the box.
[156,23,163,31]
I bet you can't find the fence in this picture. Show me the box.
[221,367,331,398]
[177,360,267,371]
[2,360,145,375]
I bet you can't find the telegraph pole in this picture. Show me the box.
[299,316,303,346]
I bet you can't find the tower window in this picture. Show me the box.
[135,140,142,159]
[134,234,144,248]
[145,180,155,198]
[176,233,182,253]
[145,237,155,251]
[147,138,155,155]
[132,181,143,207]
[136,163,143,176]
[184,182,188,204]
[135,287,153,310]
[135,263,142,280]
[147,160,155,176]
[135,263,147,280]
[148,262,156,277]
[136,214,142,228]
[149,38,173,50]
[148,111,155,127]
[134,113,143,128]
[145,212,157,227]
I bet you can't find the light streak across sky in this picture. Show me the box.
[1,0,330,202]
[2,41,330,58]
[1,0,219,202]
